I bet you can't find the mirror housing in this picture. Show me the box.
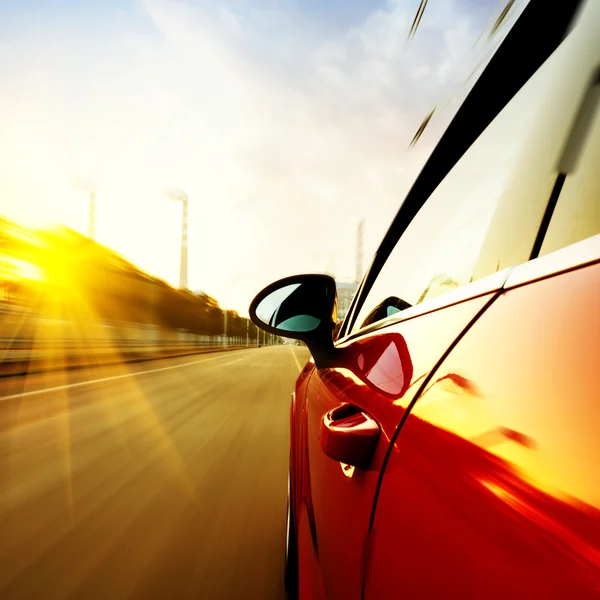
[250,278,415,395]
[249,274,339,368]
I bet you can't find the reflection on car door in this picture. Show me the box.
[296,290,500,600]
[364,246,600,599]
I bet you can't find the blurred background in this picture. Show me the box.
[0,1,525,598]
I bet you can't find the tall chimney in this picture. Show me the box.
[356,219,364,283]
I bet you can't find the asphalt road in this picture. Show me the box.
[0,345,310,600]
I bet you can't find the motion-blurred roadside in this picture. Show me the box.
[0,216,277,377]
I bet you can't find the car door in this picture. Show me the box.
[296,290,502,600]
[292,7,586,598]
[364,250,600,600]
[364,3,600,597]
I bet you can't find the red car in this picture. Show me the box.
[250,2,600,598]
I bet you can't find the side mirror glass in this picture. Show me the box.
[255,283,323,333]
[249,274,338,367]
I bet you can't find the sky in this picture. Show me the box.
[0,0,525,315]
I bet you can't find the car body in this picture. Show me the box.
[251,1,600,598]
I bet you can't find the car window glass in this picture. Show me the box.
[350,75,542,333]
[539,85,600,256]
[350,19,599,335]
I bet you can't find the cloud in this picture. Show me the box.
[0,0,524,311]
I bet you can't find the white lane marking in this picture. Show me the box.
[0,351,247,401]
[289,346,303,373]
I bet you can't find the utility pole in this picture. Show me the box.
[246,319,249,347]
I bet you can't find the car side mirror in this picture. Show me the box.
[360,296,411,329]
[249,274,339,368]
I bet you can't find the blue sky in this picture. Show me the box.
[0,0,524,312]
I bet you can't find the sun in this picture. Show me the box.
[1,256,44,282]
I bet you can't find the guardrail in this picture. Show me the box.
[0,338,251,351]
[0,304,263,377]
[0,342,250,377]
[0,304,259,351]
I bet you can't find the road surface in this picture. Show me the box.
[0,345,309,599]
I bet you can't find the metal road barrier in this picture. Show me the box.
[0,304,257,375]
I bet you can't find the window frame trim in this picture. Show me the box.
[504,233,600,290]
[336,266,514,346]
[336,233,600,348]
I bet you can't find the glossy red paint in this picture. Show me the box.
[292,293,497,600]
[340,331,414,399]
[364,262,600,599]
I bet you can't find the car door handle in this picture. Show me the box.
[320,403,381,470]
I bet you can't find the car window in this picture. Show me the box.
[350,18,598,335]
[350,78,541,333]
[539,81,600,256]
